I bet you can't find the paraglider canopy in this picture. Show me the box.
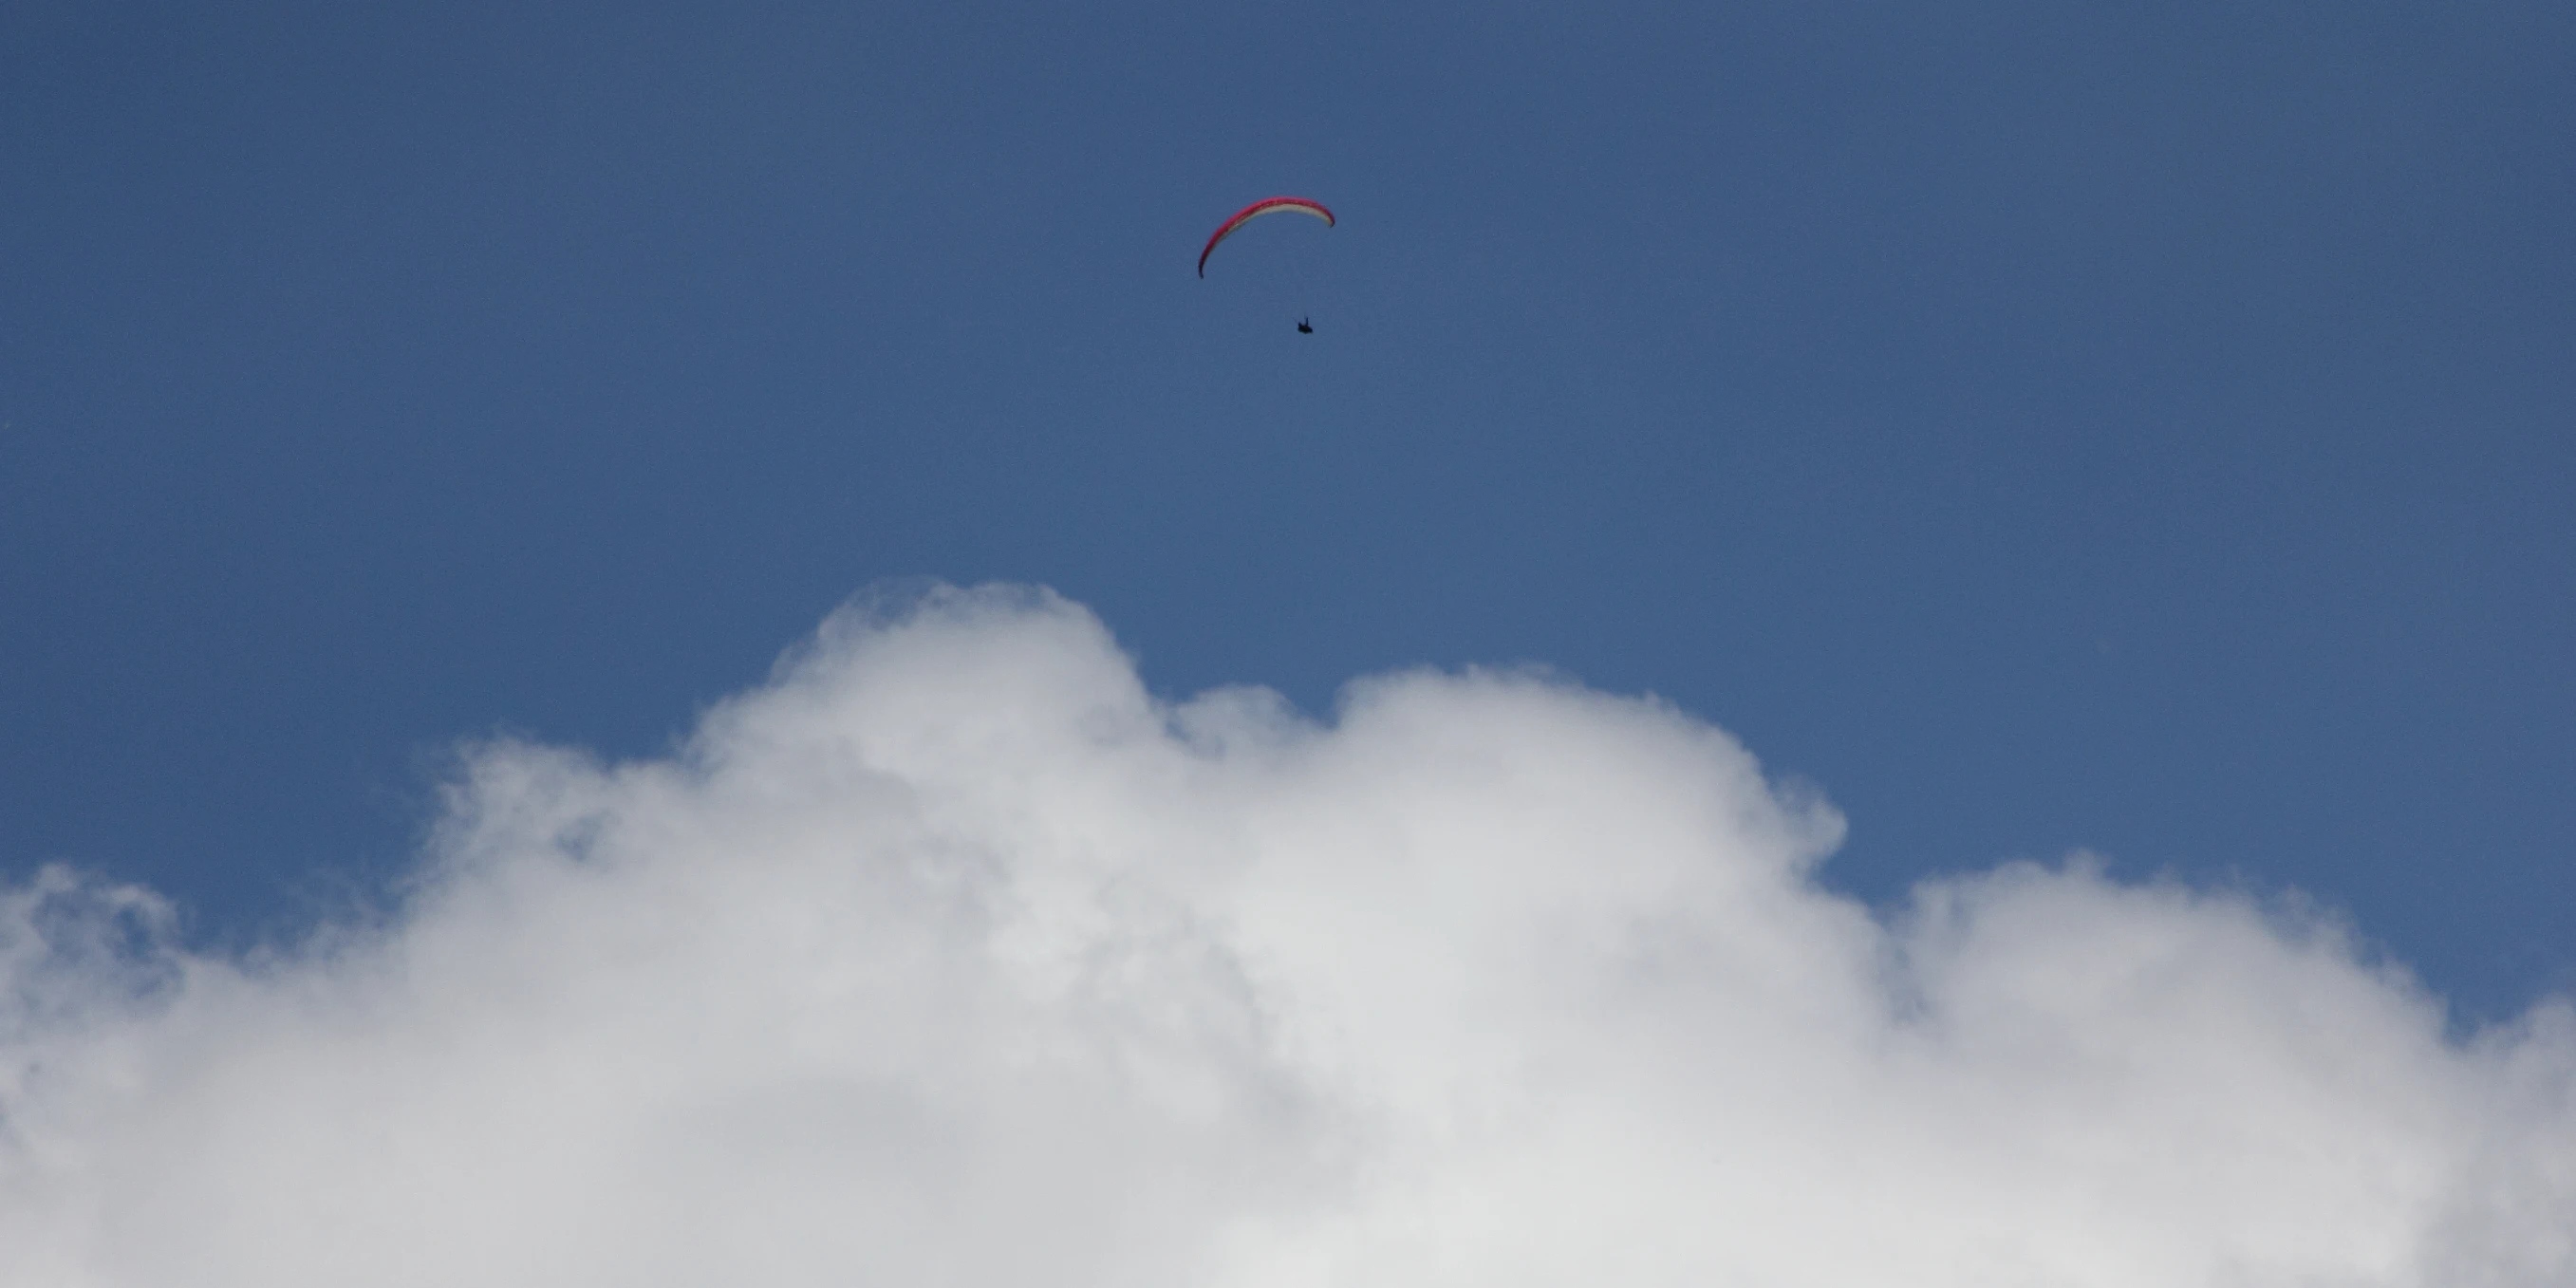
[1198,196,1335,277]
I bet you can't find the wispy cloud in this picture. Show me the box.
[4,585,2568,1286]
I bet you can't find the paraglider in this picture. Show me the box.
[1197,196,1335,277]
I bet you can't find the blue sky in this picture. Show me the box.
[7,0,2572,1038]
[7,6,2576,1279]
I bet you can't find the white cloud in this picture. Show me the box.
[2,584,2569,1286]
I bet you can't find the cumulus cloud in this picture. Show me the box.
[2,584,2570,1287]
